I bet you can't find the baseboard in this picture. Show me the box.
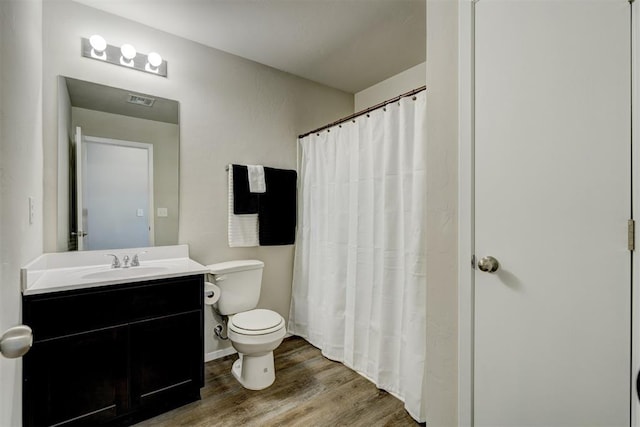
[205,346,237,362]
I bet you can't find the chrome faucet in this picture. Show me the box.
[131,251,147,267]
[106,254,121,269]
[106,251,146,269]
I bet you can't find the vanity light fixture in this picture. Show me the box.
[81,36,167,77]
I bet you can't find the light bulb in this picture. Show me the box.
[89,34,106,53]
[147,52,162,67]
[88,34,107,60]
[145,52,162,73]
[120,44,137,60]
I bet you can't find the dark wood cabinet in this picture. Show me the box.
[23,275,204,427]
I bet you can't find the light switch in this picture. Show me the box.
[137,208,144,217]
[157,208,168,217]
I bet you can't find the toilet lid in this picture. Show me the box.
[229,309,284,335]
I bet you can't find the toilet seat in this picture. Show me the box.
[229,309,285,336]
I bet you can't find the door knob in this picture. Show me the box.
[0,325,32,358]
[478,256,500,273]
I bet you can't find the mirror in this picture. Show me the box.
[57,76,180,251]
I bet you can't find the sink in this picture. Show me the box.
[22,245,211,296]
[81,266,169,280]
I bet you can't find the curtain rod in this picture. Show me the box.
[298,85,426,139]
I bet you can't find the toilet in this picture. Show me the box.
[207,260,286,390]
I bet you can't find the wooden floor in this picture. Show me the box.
[135,336,422,427]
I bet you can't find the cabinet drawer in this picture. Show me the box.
[24,275,203,341]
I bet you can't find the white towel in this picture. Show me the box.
[247,165,266,193]
[228,165,259,247]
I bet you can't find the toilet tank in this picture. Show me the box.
[207,260,264,315]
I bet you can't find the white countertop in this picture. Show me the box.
[22,245,210,296]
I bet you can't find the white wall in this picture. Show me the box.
[354,62,426,111]
[0,0,44,425]
[425,1,458,426]
[42,0,353,357]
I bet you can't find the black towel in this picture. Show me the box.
[232,164,259,214]
[258,167,297,245]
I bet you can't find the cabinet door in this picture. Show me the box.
[129,311,203,411]
[23,326,128,426]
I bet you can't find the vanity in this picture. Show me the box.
[21,245,209,427]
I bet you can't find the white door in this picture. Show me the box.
[81,136,154,250]
[474,1,631,426]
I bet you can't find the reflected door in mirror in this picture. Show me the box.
[75,129,154,250]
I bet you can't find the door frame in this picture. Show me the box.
[457,1,638,425]
[457,1,475,425]
[632,2,639,426]
[81,135,155,248]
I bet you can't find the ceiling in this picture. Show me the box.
[65,77,180,124]
[72,0,426,94]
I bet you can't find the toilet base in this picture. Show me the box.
[231,352,276,390]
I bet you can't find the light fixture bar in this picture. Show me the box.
[81,37,167,77]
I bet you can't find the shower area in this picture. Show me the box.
[288,87,427,422]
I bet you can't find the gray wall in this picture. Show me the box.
[72,107,180,247]
[354,62,426,111]
[42,0,354,356]
[0,0,44,425]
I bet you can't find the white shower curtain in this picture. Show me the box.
[289,91,427,422]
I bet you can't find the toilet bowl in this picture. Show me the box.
[207,260,286,390]
[227,309,286,390]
